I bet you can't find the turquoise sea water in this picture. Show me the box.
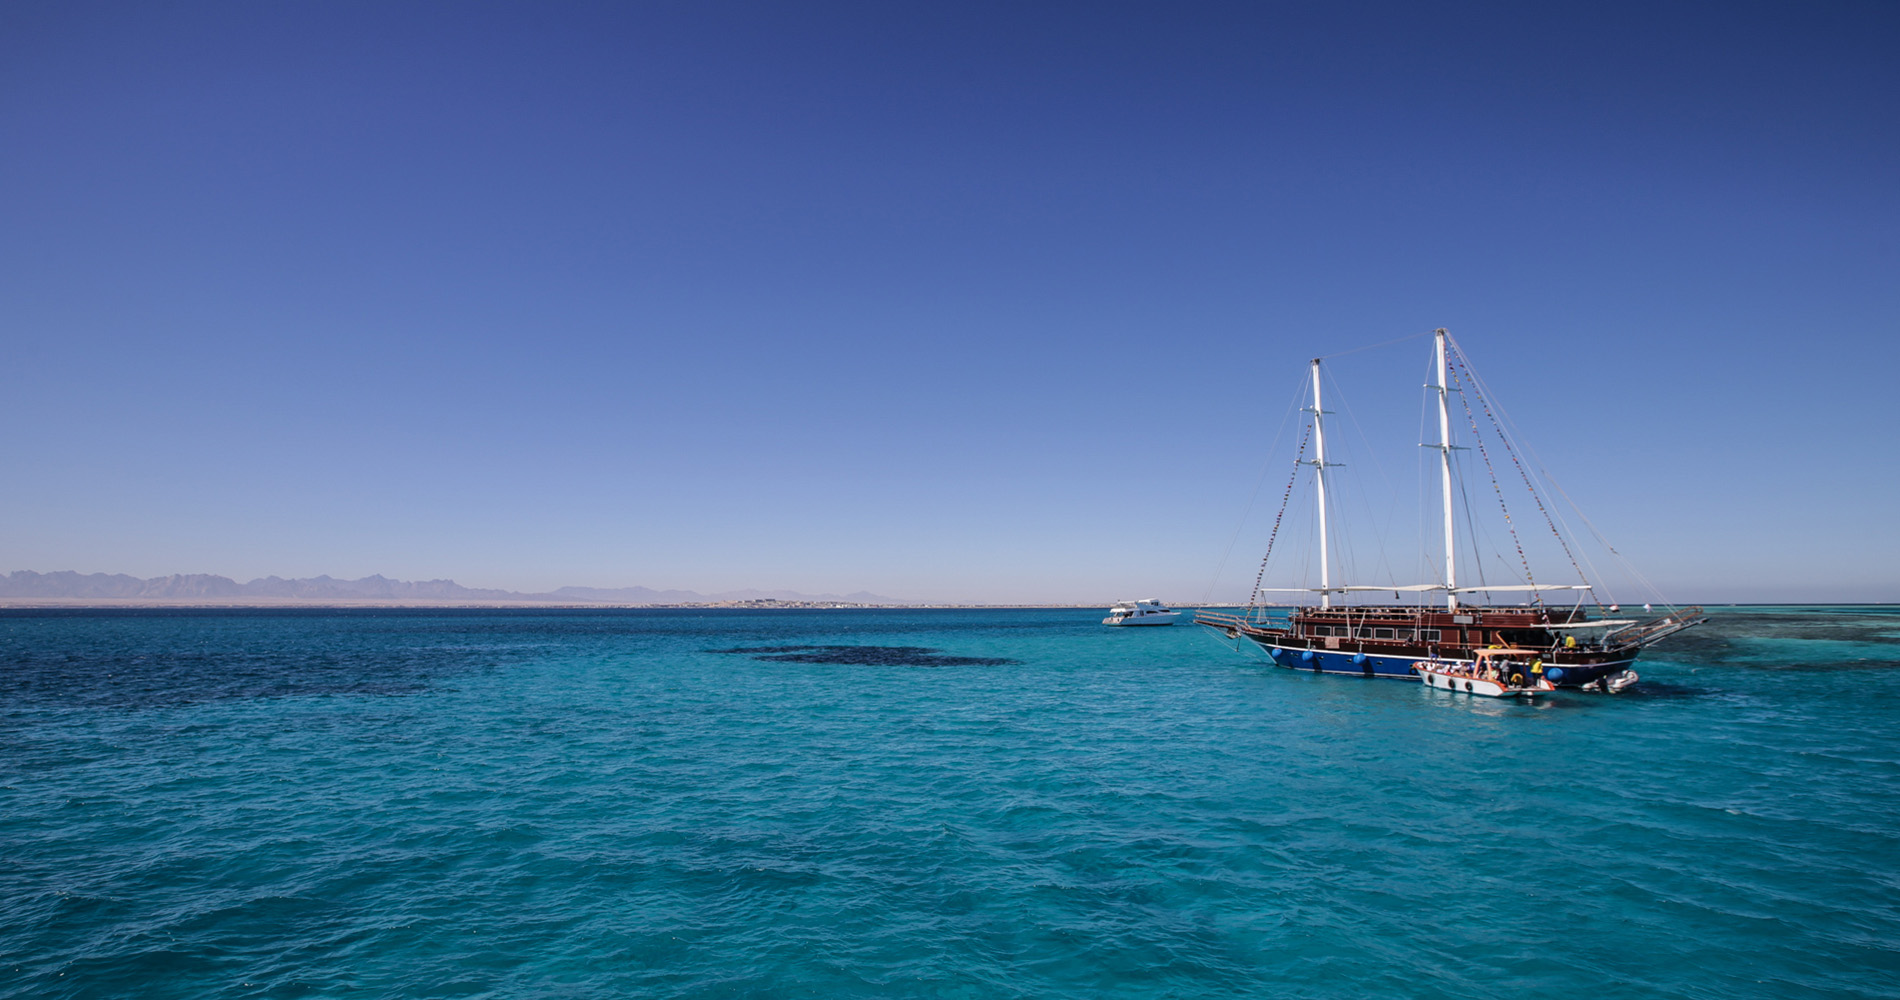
[4,606,1898,999]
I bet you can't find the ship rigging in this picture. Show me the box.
[1197,329,1703,690]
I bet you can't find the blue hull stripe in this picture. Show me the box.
[1245,639,1634,687]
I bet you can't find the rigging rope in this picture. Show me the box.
[1248,418,1312,619]
[1449,357,1537,598]
[1449,342,1591,589]
[1202,381,1304,604]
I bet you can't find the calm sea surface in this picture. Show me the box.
[3,606,1898,999]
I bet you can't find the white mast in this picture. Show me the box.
[1308,358,1332,609]
[1433,328,1457,610]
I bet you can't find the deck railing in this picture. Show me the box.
[1612,606,1707,648]
[1193,610,1278,635]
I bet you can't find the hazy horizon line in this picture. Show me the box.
[0,568,911,606]
[0,569,1892,610]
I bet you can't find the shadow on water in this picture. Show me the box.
[1616,679,1707,699]
[0,610,537,709]
[0,647,487,710]
[709,645,1017,667]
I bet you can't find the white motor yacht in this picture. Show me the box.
[1104,599,1181,626]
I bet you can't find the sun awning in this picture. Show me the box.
[1258,584,1592,594]
[1452,585,1593,592]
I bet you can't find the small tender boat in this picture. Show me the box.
[1415,648,1555,698]
[1104,599,1181,626]
[1582,669,1640,694]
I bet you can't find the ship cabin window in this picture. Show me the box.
[1309,625,1331,636]
[1420,629,1441,641]
[1393,629,1414,640]
[1356,627,1374,639]
[1373,628,1394,639]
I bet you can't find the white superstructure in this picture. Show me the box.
[1103,599,1181,626]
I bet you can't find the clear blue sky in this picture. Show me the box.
[2,1,1895,603]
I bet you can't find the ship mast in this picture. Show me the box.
[1433,328,1457,610]
[1307,358,1332,609]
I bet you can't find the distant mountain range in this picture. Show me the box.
[0,570,906,606]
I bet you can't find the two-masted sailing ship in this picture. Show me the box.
[1196,329,1703,691]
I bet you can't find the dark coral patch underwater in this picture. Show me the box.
[710,644,1015,667]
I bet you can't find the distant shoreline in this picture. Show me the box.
[0,600,1886,611]
[0,598,1163,610]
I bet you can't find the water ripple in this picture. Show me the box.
[2,608,1898,998]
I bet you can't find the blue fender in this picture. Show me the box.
[1351,653,1368,665]
[1299,650,1317,663]
[1546,667,1564,682]
[1268,648,1287,663]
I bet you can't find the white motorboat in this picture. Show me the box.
[1416,648,1555,698]
[1583,669,1641,694]
[1104,599,1181,626]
